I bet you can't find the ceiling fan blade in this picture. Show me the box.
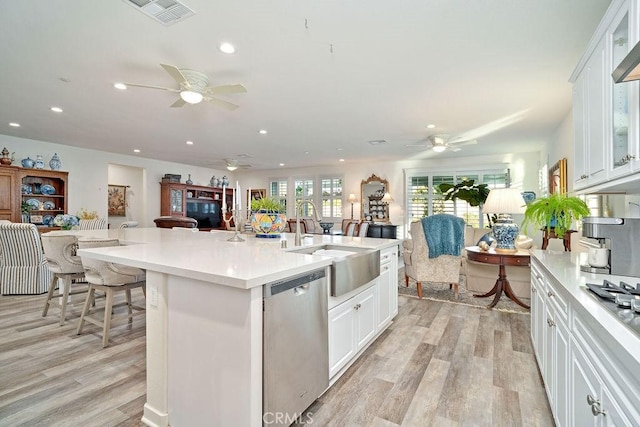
[205,97,239,110]
[160,64,189,87]
[170,98,187,108]
[452,139,478,146]
[207,84,247,95]
[124,83,180,92]
[450,147,462,152]
[405,144,428,148]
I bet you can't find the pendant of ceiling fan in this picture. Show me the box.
[124,64,247,110]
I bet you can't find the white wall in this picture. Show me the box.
[240,151,542,238]
[3,135,233,227]
[107,164,145,229]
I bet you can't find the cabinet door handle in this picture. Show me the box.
[547,318,555,327]
[354,303,361,310]
[547,291,554,297]
[532,287,537,293]
[586,395,606,416]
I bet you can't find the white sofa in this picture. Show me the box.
[462,227,531,299]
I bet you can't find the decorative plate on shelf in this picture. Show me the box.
[25,198,40,210]
[21,184,32,195]
[40,184,56,195]
[42,215,54,226]
[42,201,55,210]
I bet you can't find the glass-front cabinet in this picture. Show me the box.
[610,7,633,177]
[170,188,183,214]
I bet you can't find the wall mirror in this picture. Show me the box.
[361,174,389,222]
[549,158,567,195]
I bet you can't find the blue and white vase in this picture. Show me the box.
[221,175,229,187]
[186,174,193,185]
[34,155,45,169]
[21,157,34,168]
[49,153,62,170]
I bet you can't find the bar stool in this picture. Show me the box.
[76,238,146,347]
[41,234,86,325]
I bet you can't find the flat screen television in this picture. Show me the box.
[186,200,221,229]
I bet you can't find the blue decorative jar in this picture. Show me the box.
[221,175,229,187]
[21,157,35,168]
[491,214,519,253]
[49,153,62,170]
[34,155,45,169]
[186,174,193,185]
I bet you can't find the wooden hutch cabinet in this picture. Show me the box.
[0,166,68,228]
[160,181,233,230]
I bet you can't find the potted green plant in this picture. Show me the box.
[21,200,33,223]
[250,197,287,237]
[521,193,590,238]
[438,179,495,226]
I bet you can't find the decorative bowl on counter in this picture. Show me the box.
[319,222,334,234]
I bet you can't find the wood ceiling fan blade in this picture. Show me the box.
[125,83,180,92]
[160,64,189,87]
[205,97,239,110]
[170,98,187,108]
[207,84,247,95]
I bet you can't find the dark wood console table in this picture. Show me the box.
[366,224,397,239]
[466,246,531,309]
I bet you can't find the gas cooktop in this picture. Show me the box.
[585,280,640,338]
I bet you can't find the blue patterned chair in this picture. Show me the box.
[0,222,53,295]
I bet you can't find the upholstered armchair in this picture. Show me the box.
[0,222,53,295]
[402,219,463,299]
[77,218,107,230]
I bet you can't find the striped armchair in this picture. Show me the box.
[77,218,107,230]
[0,223,53,295]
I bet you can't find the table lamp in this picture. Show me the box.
[482,188,526,253]
[347,193,358,219]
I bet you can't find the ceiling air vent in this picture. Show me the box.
[124,0,195,26]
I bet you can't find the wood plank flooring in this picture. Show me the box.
[0,291,554,426]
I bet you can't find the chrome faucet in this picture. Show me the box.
[294,200,322,246]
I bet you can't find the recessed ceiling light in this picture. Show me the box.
[133,149,141,153]
[258,129,268,135]
[339,158,345,162]
[427,124,436,129]
[304,151,310,154]
[219,42,236,54]
[114,83,127,90]
[336,148,343,151]
[50,107,63,113]
[186,140,194,145]
[279,163,285,167]
[9,122,20,127]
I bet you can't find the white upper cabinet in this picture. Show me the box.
[571,0,640,191]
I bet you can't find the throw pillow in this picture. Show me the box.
[476,232,496,247]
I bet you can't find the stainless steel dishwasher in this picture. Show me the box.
[263,268,328,426]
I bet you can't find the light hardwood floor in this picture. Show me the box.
[0,291,553,426]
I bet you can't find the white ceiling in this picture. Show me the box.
[0,0,611,170]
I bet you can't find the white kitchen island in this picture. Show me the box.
[69,228,399,427]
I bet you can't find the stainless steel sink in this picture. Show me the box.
[288,244,380,296]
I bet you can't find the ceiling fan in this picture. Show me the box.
[217,159,252,171]
[406,134,477,153]
[124,64,247,110]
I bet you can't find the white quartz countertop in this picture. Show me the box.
[62,228,398,289]
[531,249,640,368]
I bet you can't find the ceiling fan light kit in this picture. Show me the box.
[432,144,447,152]
[180,90,203,104]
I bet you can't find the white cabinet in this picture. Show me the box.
[571,319,638,427]
[531,260,569,427]
[377,246,398,330]
[328,284,377,378]
[571,0,640,191]
[531,257,640,427]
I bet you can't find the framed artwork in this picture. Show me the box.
[549,158,567,195]
[248,189,266,201]
[108,185,127,216]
